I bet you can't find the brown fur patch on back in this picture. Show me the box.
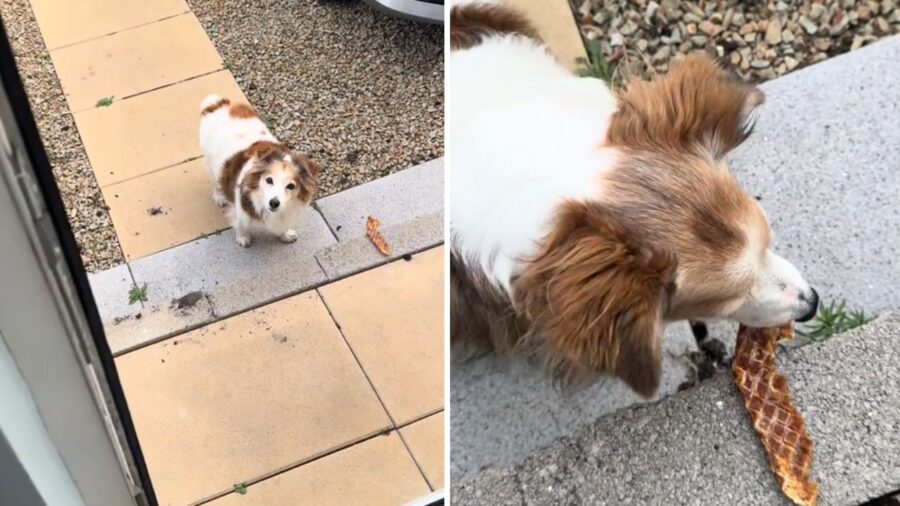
[450,4,540,50]
[512,201,676,397]
[230,103,258,119]
[607,54,764,157]
[201,97,230,115]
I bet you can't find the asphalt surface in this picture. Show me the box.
[451,36,900,481]
[453,312,900,505]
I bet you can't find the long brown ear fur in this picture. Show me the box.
[513,201,676,397]
[607,54,764,158]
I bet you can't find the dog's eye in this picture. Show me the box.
[286,183,296,190]
[266,177,273,185]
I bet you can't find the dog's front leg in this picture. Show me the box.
[278,229,298,243]
[690,320,728,365]
[235,221,252,247]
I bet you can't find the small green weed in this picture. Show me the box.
[128,283,148,305]
[233,483,248,495]
[96,96,114,108]
[576,40,616,84]
[797,299,873,342]
[262,116,275,130]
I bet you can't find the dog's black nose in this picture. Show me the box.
[269,198,280,210]
[795,287,819,322]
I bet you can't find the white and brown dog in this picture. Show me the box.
[199,94,319,247]
[449,3,818,397]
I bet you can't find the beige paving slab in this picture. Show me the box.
[50,13,222,112]
[319,246,444,425]
[210,433,430,506]
[400,412,445,490]
[76,70,246,187]
[29,0,188,50]
[503,0,586,71]
[102,158,228,261]
[115,292,392,506]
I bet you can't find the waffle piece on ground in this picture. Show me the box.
[365,216,391,256]
[732,324,818,506]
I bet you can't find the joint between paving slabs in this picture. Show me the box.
[188,426,393,506]
[310,202,340,242]
[71,66,227,115]
[102,155,204,188]
[44,11,191,52]
[315,287,439,492]
[110,248,437,357]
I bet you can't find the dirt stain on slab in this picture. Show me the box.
[172,291,205,311]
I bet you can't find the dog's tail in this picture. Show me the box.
[200,94,229,115]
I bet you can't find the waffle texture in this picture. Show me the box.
[733,324,818,506]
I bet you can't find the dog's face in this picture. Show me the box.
[245,152,320,213]
[607,157,818,329]
[660,193,818,328]
[513,55,817,397]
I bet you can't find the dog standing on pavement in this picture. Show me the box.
[199,94,320,247]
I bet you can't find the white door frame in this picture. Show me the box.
[0,27,155,506]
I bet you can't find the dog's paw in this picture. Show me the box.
[236,234,252,248]
[279,229,298,243]
[213,193,227,208]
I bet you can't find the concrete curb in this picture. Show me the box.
[452,313,900,505]
[90,158,443,354]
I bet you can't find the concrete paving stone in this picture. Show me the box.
[399,412,446,490]
[451,325,695,482]
[28,0,188,50]
[104,293,217,356]
[318,247,444,426]
[504,0,587,71]
[49,13,222,112]
[453,312,900,505]
[315,158,443,242]
[87,263,140,324]
[316,212,443,280]
[451,36,900,480]
[75,70,246,186]
[209,433,429,506]
[126,209,334,341]
[102,158,230,261]
[115,291,392,505]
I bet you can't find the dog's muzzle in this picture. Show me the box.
[269,198,280,211]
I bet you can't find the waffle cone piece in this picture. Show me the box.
[365,216,391,256]
[732,324,818,506]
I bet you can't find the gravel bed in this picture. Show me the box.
[190,0,443,196]
[575,0,900,82]
[0,1,125,272]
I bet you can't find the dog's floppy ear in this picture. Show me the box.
[513,201,676,397]
[609,54,764,159]
[289,152,319,203]
[293,152,321,179]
